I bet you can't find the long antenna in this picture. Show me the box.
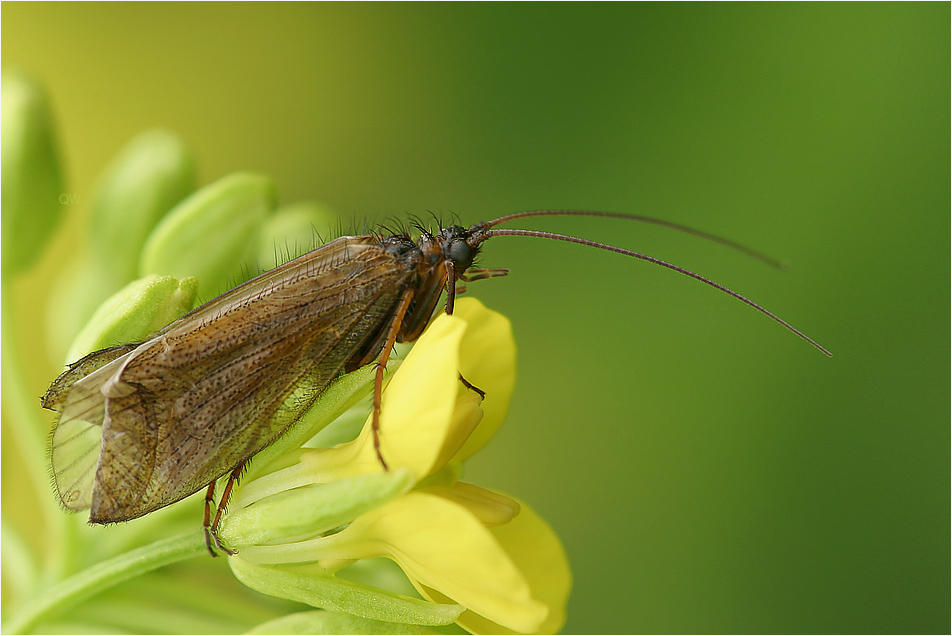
[485,209,788,269]
[476,227,832,357]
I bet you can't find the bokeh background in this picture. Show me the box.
[3,4,948,633]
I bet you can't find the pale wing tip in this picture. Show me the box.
[52,464,95,512]
[52,415,103,515]
[58,485,93,511]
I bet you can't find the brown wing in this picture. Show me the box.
[49,236,414,522]
[45,343,142,510]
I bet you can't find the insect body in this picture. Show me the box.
[42,211,830,554]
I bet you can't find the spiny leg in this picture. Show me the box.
[460,267,509,282]
[203,481,217,556]
[458,373,485,400]
[449,266,508,310]
[371,289,416,470]
[204,463,245,556]
[444,260,458,315]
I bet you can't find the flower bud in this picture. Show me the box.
[139,172,276,296]
[66,274,198,362]
[1,71,64,275]
[257,200,339,270]
[230,559,463,628]
[221,468,414,550]
[246,609,441,635]
[90,129,196,284]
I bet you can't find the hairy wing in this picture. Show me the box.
[47,344,139,510]
[87,237,414,522]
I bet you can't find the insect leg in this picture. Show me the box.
[458,373,486,400]
[452,267,507,304]
[460,267,510,282]
[371,289,416,470]
[444,260,458,315]
[205,463,245,556]
[203,481,217,556]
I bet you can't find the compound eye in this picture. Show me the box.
[446,239,475,269]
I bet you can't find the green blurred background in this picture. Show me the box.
[3,3,948,633]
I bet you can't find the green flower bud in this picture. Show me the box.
[139,172,276,296]
[89,129,196,284]
[1,71,65,276]
[221,469,414,548]
[230,559,463,628]
[257,200,340,270]
[66,274,198,362]
[246,610,439,635]
[45,253,127,361]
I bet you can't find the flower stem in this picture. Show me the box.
[2,530,206,634]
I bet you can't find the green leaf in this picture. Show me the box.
[0,532,206,635]
[1,71,65,275]
[139,172,276,296]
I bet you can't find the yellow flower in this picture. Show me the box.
[2,94,566,634]
[220,298,571,634]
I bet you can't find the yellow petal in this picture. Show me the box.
[315,491,548,634]
[421,481,520,527]
[310,299,514,481]
[455,500,571,635]
[449,298,516,462]
[309,313,466,479]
